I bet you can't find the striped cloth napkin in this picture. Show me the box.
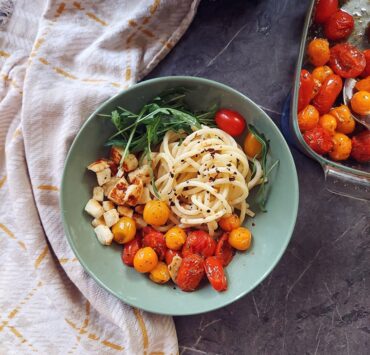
[0,0,199,353]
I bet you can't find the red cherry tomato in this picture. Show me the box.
[165,249,181,265]
[324,10,354,41]
[312,74,343,115]
[303,126,334,155]
[121,237,141,266]
[215,109,246,136]
[351,131,370,163]
[142,230,167,261]
[204,256,227,292]
[361,50,370,78]
[314,0,338,24]
[182,230,216,258]
[215,233,235,266]
[329,43,366,79]
[298,69,315,113]
[176,254,205,292]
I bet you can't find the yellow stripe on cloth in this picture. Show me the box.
[0,50,10,58]
[133,308,149,350]
[34,245,49,269]
[86,12,108,26]
[37,184,59,191]
[0,176,6,189]
[150,0,160,14]
[101,340,124,351]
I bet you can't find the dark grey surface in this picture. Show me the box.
[148,0,370,354]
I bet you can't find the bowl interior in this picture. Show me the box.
[61,76,299,315]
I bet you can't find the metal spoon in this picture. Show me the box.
[343,78,370,130]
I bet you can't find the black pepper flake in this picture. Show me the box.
[252,222,256,226]
[170,172,174,178]
[170,201,175,206]
[229,177,236,181]
[207,209,211,213]
[233,171,237,175]
[181,159,185,163]
[227,163,232,167]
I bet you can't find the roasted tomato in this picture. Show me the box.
[312,74,343,115]
[215,233,235,266]
[356,76,370,92]
[121,237,141,267]
[330,105,355,134]
[176,254,205,292]
[298,69,315,113]
[165,249,181,265]
[351,131,370,163]
[314,0,338,24]
[312,65,333,84]
[303,126,333,155]
[298,105,320,132]
[329,44,366,79]
[329,132,352,161]
[360,50,370,78]
[182,230,216,258]
[142,230,167,261]
[351,91,370,116]
[308,38,330,67]
[204,256,227,292]
[215,109,246,136]
[312,78,322,99]
[324,10,354,41]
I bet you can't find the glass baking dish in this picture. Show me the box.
[288,0,370,201]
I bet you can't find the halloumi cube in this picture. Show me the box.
[88,159,110,172]
[133,213,147,228]
[117,205,134,218]
[104,177,129,205]
[103,209,119,227]
[94,225,113,245]
[137,187,150,205]
[168,255,182,283]
[85,199,104,218]
[122,154,138,172]
[96,168,111,186]
[128,165,151,184]
[93,186,104,201]
[110,146,124,165]
[92,216,105,227]
[125,178,143,206]
[103,200,115,211]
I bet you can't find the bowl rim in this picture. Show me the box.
[60,76,299,315]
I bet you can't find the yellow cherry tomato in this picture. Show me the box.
[243,131,262,158]
[318,114,337,135]
[307,38,330,67]
[165,226,187,251]
[351,91,370,116]
[329,133,352,161]
[329,105,355,134]
[228,227,252,251]
[133,247,158,273]
[111,217,136,244]
[219,214,240,232]
[355,77,370,92]
[149,262,170,284]
[312,65,333,84]
[143,200,170,226]
[298,105,320,132]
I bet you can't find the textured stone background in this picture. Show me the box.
[149,0,370,354]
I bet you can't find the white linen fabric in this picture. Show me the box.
[0,0,199,353]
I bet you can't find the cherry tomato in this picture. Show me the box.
[351,131,370,163]
[298,69,315,113]
[218,214,240,232]
[303,126,333,155]
[215,109,246,136]
[356,76,370,92]
[314,0,338,24]
[360,50,370,78]
[142,230,167,261]
[121,237,141,267]
[312,74,343,115]
[298,105,320,132]
[308,38,330,67]
[243,131,263,158]
[312,66,333,84]
[182,230,216,258]
[215,233,235,266]
[324,10,354,41]
[165,249,181,265]
[330,105,355,134]
[312,78,322,99]
[318,114,337,134]
[351,91,370,116]
[329,133,352,161]
[329,44,366,79]
[176,254,205,292]
[204,256,227,292]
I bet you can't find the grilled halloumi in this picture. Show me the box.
[96,168,111,186]
[128,165,151,184]
[168,255,182,283]
[93,186,104,201]
[137,187,150,205]
[117,205,134,218]
[122,154,138,172]
[104,177,129,205]
[94,225,113,245]
[110,146,124,165]
[85,199,104,218]
[87,159,110,172]
[103,209,119,227]
[125,178,143,206]
[92,216,105,227]
[103,200,115,211]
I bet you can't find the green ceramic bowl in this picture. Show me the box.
[61,76,299,315]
